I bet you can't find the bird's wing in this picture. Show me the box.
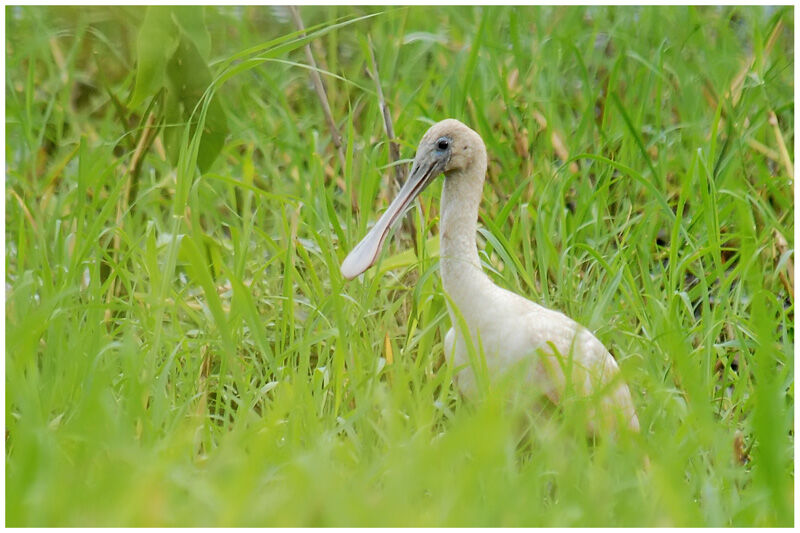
[519,304,639,432]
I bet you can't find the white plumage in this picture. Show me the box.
[342,119,639,433]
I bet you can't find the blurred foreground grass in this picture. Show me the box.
[5,5,794,526]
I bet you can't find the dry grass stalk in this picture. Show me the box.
[768,110,793,182]
[289,6,346,173]
[773,228,794,299]
[105,112,158,322]
[367,35,404,189]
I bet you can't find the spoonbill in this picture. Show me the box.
[341,119,639,433]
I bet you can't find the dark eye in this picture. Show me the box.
[436,137,450,151]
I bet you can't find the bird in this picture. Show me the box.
[341,119,639,433]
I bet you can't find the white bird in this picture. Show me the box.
[341,119,639,433]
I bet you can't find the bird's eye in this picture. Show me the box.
[436,138,450,151]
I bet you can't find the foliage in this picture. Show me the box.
[129,6,227,172]
[5,5,794,526]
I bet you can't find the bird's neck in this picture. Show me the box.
[439,162,493,305]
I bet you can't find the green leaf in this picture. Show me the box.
[171,6,211,60]
[129,6,179,109]
[164,34,229,172]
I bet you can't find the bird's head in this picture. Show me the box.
[340,119,485,280]
[414,118,486,177]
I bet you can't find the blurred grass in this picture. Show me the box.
[5,5,794,526]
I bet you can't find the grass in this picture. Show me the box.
[5,5,794,526]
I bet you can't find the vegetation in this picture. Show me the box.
[5,6,793,526]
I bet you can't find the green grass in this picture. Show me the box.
[5,5,794,526]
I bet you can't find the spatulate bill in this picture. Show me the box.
[341,157,443,279]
